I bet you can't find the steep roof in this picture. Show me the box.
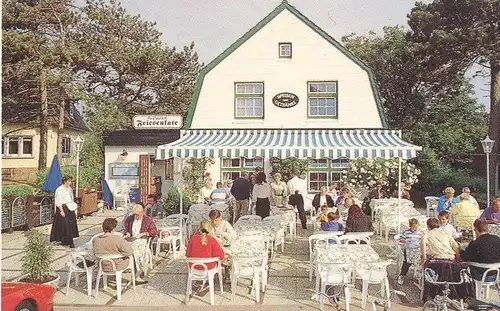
[184,0,388,129]
[2,103,91,132]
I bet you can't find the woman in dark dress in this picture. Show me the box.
[50,176,79,248]
[251,172,271,219]
[345,204,374,233]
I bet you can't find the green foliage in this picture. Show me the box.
[2,185,35,197]
[21,230,55,283]
[34,165,100,190]
[270,157,311,182]
[182,158,215,191]
[163,187,191,216]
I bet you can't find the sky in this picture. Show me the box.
[117,0,490,110]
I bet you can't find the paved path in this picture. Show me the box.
[0,209,480,310]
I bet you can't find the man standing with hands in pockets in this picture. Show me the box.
[50,176,79,248]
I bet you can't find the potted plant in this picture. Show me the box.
[19,230,60,286]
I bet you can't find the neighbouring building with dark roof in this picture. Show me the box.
[2,103,91,183]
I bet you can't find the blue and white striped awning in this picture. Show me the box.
[155,129,422,160]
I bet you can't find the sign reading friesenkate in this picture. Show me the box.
[133,115,183,129]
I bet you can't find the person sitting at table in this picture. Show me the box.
[460,219,500,281]
[93,218,147,284]
[369,181,388,199]
[457,187,478,206]
[328,182,339,201]
[312,186,335,213]
[320,212,344,232]
[438,211,459,239]
[335,187,352,207]
[436,187,460,213]
[421,218,473,302]
[200,179,214,204]
[316,204,330,223]
[210,182,228,205]
[186,220,225,294]
[450,193,480,230]
[398,218,421,284]
[145,194,163,218]
[393,182,411,200]
[208,209,237,244]
[252,172,272,219]
[345,204,374,233]
[479,198,500,224]
[123,204,158,239]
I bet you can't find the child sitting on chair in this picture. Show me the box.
[316,204,330,223]
[320,212,344,232]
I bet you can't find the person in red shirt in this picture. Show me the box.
[186,220,225,270]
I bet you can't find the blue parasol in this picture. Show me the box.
[101,175,113,207]
[42,155,63,192]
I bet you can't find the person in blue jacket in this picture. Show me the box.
[436,187,460,212]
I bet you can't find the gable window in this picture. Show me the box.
[234,82,264,119]
[278,42,292,58]
[307,81,338,118]
[3,136,33,157]
[61,137,71,156]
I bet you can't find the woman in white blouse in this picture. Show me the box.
[252,172,272,219]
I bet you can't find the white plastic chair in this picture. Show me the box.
[316,262,353,311]
[95,254,136,300]
[65,252,96,296]
[308,233,342,281]
[356,260,392,309]
[113,185,130,210]
[339,235,370,245]
[155,227,182,259]
[185,257,223,305]
[165,214,189,243]
[231,255,266,303]
[425,196,439,217]
[263,216,286,253]
[468,262,500,300]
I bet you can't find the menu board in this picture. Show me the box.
[11,197,26,227]
[2,199,11,229]
[40,197,52,225]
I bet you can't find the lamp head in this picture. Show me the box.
[481,136,495,154]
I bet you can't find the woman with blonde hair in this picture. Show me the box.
[186,220,225,270]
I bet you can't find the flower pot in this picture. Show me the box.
[17,273,60,288]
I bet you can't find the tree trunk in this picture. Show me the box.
[488,61,500,201]
[57,85,65,161]
[38,68,48,170]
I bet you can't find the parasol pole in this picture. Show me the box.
[178,158,186,251]
[397,157,402,234]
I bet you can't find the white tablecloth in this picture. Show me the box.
[490,224,500,237]
[314,244,380,263]
[233,219,281,241]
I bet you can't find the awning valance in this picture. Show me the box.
[155,129,422,160]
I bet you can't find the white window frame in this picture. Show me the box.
[243,157,264,168]
[308,171,329,193]
[221,157,242,168]
[61,137,71,156]
[3,136,33,158]
[307,81,338,118]
[310,158,329,168]
[278,42,292,58]
[331,157,349,169]
[221,171,244,181]
[234,82,264,119]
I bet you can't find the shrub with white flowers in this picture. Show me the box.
[341,158,421,192]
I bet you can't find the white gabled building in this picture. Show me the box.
[156,0,421,193]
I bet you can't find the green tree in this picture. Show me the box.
[407,0,500,195]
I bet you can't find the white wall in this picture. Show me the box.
[191,9,383,129]
[104,145,155,193]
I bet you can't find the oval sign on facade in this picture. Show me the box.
[272,92,299,108]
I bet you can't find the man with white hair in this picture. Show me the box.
[458,187,478,206]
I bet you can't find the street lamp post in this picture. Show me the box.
[481,136,495,208]
[74,136,84,196]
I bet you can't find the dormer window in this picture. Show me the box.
[279,42,292,58]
